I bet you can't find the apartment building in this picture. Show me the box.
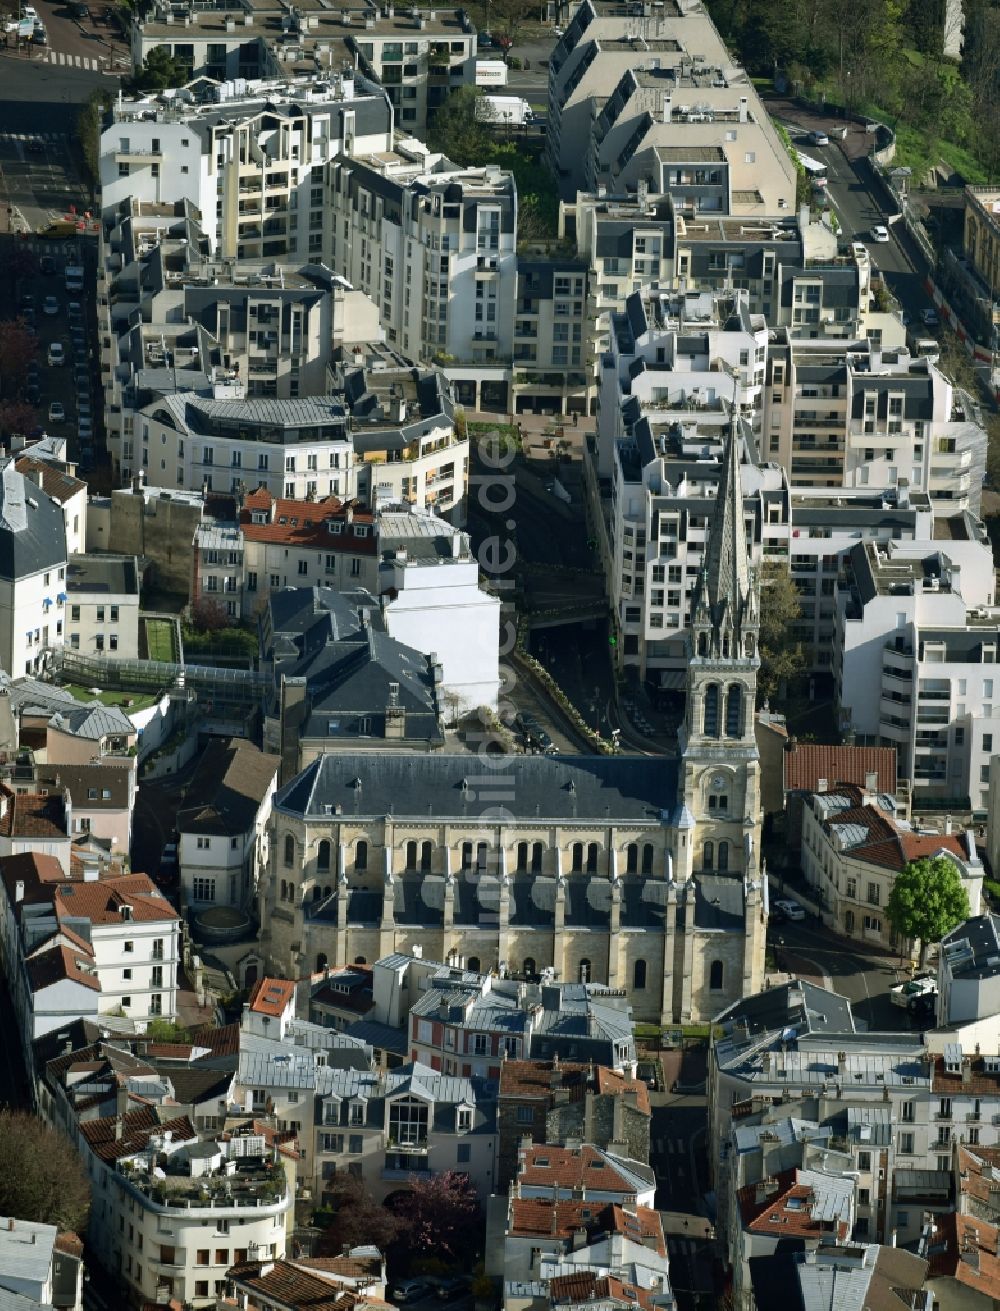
[764,337,986,514]
[604,406,789,686]
[125,361,466,521]
[502,1197,671,1301]
[0,852,180,1069]
[259,586,445,784]
[15,457,87,557]
[497,1058,651,1188]
[35,761,136,858]
[42,1054,294,1310]
[0,1218,83,1310]
[963,186,1000,309]
[327,145,518,370]
[834,538,999,805]
[800,783,982,950]
[406,975,637,1077]
[62,555,141,660]
[99,73,393,261]
[547,0,788,203]
[708,982,953,1252]
[176,738,279,913]
[746,1242,929,1311]
[129,1,478,135]
[224,1257,390,1311]
[0,459,69,679]
[587,63,796,215]
[313,1059,497,1203]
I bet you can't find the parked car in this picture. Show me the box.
[391,1281,434,1304]
[435,1277,471,1302]
[67,301,82,320]
[47,342,65,367]
[48,401,65,424]
[19,292,33,311]
[921,307,940,328]
[78,418,93,441]
[773,897,806,922]
[42,295,59,317]
[890,976,937,1009]
[39,254,56,276]
[870,224,890,242]
[25,384,40,407]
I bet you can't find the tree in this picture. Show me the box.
[428,87,492,164]
[756,561,805,704]
[1,244,37,292]
[0,1111,90,1233]
[316,1173,404,1255]
[887,856,971,967]
[487,0,537,37]
[389,1170,482,1265]
[190,598,229,631]
[0,319,38,391]
[0,400,39,440]
[128,45,189,93]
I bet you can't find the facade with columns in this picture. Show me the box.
[260,418,767,1023]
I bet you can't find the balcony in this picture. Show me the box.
[934,1110,952,1121]
[151,1252,187,1272]
[385,1135,429,1153]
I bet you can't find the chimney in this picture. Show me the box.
[739,96,748,123]
[14,880,23,904]
[571,1226,587,1251]
[662,95,672,124]
[962,1060,972,1086]
[550,1207,559,1235]
[945,815,953,835]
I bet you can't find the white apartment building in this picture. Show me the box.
[547,0,794,205]
[606,411,788,685]
[129,1,478,135]
[327,144,518,370]
[177,738,279,913]
[99,73,393,261]
[764,337,987,514]
[800,783,982,950]
[0,459,69,679]
[126,364,467,522]
[834,538,999,805]
[63,555,141,659]
[588,64,797,215]
[0,854,180,1069]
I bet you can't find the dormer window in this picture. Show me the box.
[456,1107,472,1132]
[329,521,344,535]
[252,512,266,524]
[355,525,368,538]
[349,1101,365,1126]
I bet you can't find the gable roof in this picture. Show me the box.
[227,1258,391,1311]
[249,977,296,1017]
[15,455,86,506]
[177,738,279,837]
[784,744,897,795]
[517,1144,654,1197]
[25,943,101,995]
[53,873,179,926]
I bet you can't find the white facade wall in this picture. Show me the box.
[30,977,100,1039]
[90,917,179,1021]
[65,588,140,659]
[381,556,501,716]
[0,563,68,679]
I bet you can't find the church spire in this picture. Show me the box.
[690,410,755,658]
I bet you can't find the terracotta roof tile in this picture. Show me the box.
[933,1056,1000,1097]
[499,1060,589,1099]
[249,977,296,1017]
[293,1255,383,1281]
[744,1176,850,1241]
[816,798,969,874]
[785,745,897,794]
[15,455,86,505]
[240,491,377,554]
[928,1210,1000,1301]
[80,1107,196,1163]
[508,1199,664,1256]
[0,786,67,839]
[53,873,179,926]
[550,1272,655,1310]
[594,1068,651,1116]
[227,1258,389,1311]
[517,1144,649,1197]
[26,943,101,994]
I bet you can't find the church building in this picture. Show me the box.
[261,420,768,1023]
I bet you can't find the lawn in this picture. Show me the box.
[145,618,178,663]
[61,683,162,713]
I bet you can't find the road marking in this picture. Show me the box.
[45,50,103,71]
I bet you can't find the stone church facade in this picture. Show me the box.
[260,422,768,1024]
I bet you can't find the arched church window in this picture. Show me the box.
[703,841,714,871]
[703,685,720,738]
[726,684,743,737]
[625,843,638,874]
[718,841,729,872]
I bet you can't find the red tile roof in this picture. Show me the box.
[932,1056,1000,1097]
[517,1145,649,1197]
[785,744,897,795]
[292,1255,383,1282]
[54,873,179,926]
[79,1107,196,1163]
[26,943,101,994]
[508,1199,664,1256]
[499,1060,589,1100]
[740,1172,850,1241]
[15,455,86,505]
[814,793,969,874]
[550,1272,655,1310]
[958,1146,1000,1221]
[227,1258,391,1311]
[0,785,67,839]
[249,977,296,1017]
[239,490,377,554]
[594,1068,651,1117]
[928,1210,1000,1302]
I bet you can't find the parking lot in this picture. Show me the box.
[2,231,98,471]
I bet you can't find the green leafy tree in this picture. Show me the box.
[756,561,805,704]
[429,86,492,163]
[129,45,190,92]
[887,856,971,967]
[0,1111,90,1233]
